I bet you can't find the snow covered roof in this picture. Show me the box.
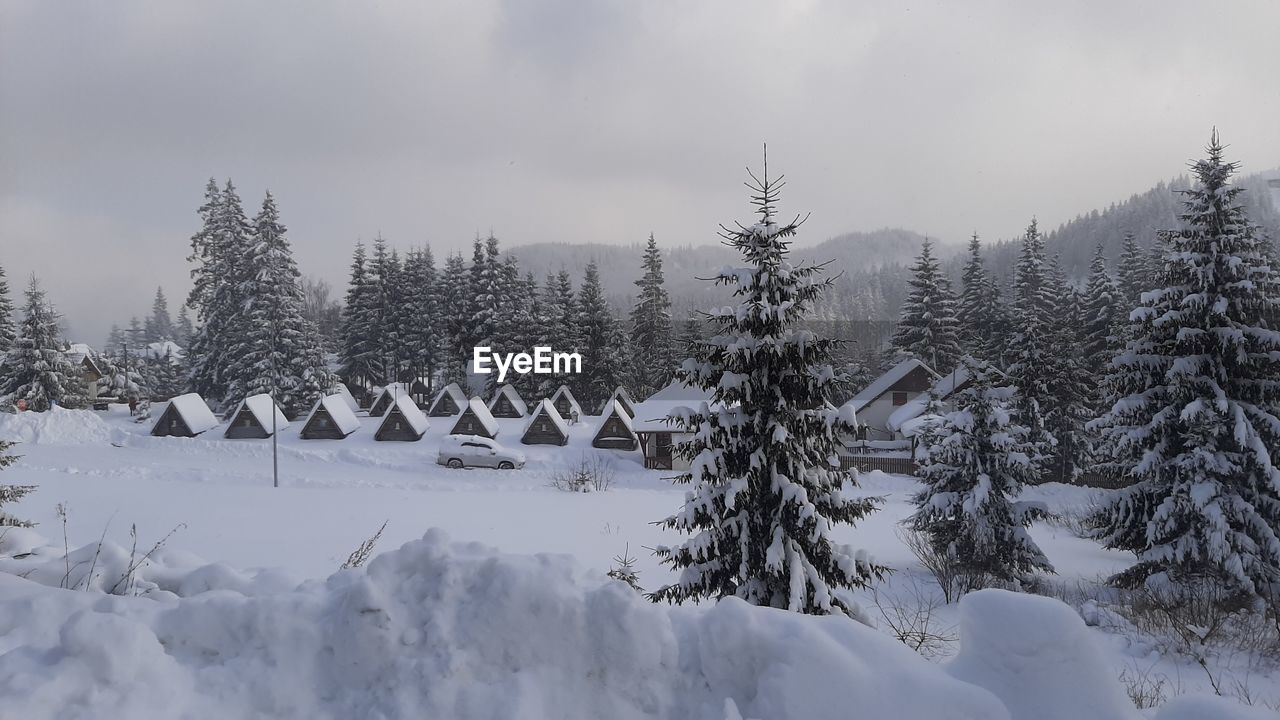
[844,359,938,414]
[386,394,430,435]
[601,399,634,432]
[887,364,974,433]
[605,386,636,415]
[146,341,185,361]
[330,383,360,414]
[459,396,499,436]
[431,383,467,410]
[549,385,583,416]
[234,394,290,432]
[313,394,361,435]
[524,398,569,436]
[165,393,219,435]
[373,382,411,404]
[630,380,715,432]
[488,384,528,417]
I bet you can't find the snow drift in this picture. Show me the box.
[0,407,121,446]
[0,530,1238,720]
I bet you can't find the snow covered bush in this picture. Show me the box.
[650,158,886,617]
[1089,132,1280,607]
[550,454,615,493]
[907,357,1053,597]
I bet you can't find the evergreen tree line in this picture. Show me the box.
[337,231,682,412]
[902,133,1280,609]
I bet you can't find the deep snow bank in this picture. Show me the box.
[0,531,1230,720]
[0,408,121,446]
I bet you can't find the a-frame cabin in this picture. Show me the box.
[151,393,219,438]
[488,384,528,419]
[601,386,635,417]
[224,394,290,439]
[374,395,430,441]
[521,399,569,446]
[592,399,638,451]
[450,396,500,439]
[300,394,361,440]
[369,382,412,418]
[427,383,467,417]
[548,385,583,423]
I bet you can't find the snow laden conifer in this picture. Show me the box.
[908,357,1053,590]
[892,238,963,374]
[0,262,15,353]
[1042,256,1094,484]
[400,247,441,394]
[223,192,329,416]
[650,159,886,617]
[629,233,676,398]
[1005,219,1055,477]
[437,253,472,389]
[1089,133,1280,602]
[1080,243,1124,378]
[145,287,174,343]
[187,180,252,406]
[0,277,86,410]
[339,242,381,400]
[574,262,627,411]
[1116,232,1149,309]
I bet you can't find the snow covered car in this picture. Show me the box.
[436,435,526,470]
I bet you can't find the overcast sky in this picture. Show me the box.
[2,0,1278,344]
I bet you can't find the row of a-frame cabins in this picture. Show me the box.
[150,380,717,470]
[149,359,969,473]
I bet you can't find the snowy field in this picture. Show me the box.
[0,408,1275,719]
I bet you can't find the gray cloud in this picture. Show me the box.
[2,0,1278,344]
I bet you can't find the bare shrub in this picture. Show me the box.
[108,522,186,595]
[341,520,388,570]
[869,577,958,660]
[897,527,989,603]
[1118,660,1172,709]
[549,454,615,493]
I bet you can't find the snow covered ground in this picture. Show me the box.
[0,408,1275,719]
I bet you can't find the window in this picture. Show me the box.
[892,391,908,406]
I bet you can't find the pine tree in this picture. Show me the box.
[96,345,148,402]
[1005,219,1056,476]
[574,262,627,410]
[175,307,195,349]
[0,440,34,529]
[223,192,325,416]
[650,160,887,617]
[145,287,174,343]
[400,247,441,393]
[908,357,1053,589]
[368,236,401,385]
[1116,231,1148,309]
[956,233,997,362]
[0,277,86,410]
[629,234,676,397]
[1080,243,1124,376]
[186,179,252,407]
[468,236,504,391]
[338,242,380,400]
[0,263,14,352]
[1042,256,1093,484]
[892,238,963,374]
[1090,134,1280,601]
[437,253,472,388]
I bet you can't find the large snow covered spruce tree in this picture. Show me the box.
[907,357,1053,590]
[629,233,676,398]
[0,277,85,411]
[650,159,887,617]
[1089,132,1280,601]
[892,238,963,374]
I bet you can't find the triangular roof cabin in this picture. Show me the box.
[839,358,939,440]
[548,385,583,422]
[488,384,528,418]
[331,383,361,414]
[592,399,638,451]
[600,386,635,417]
[151,393,219,438]
[369,382,412,417]
[300,394,361,440]
[374,395,430,441]
[224,394,290,439]
[450,396,500,439]
[427,383,467,417]
[521,399,569,446]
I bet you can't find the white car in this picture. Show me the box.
[437,435,526,470]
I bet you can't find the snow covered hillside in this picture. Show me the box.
[0,409,1274,719]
